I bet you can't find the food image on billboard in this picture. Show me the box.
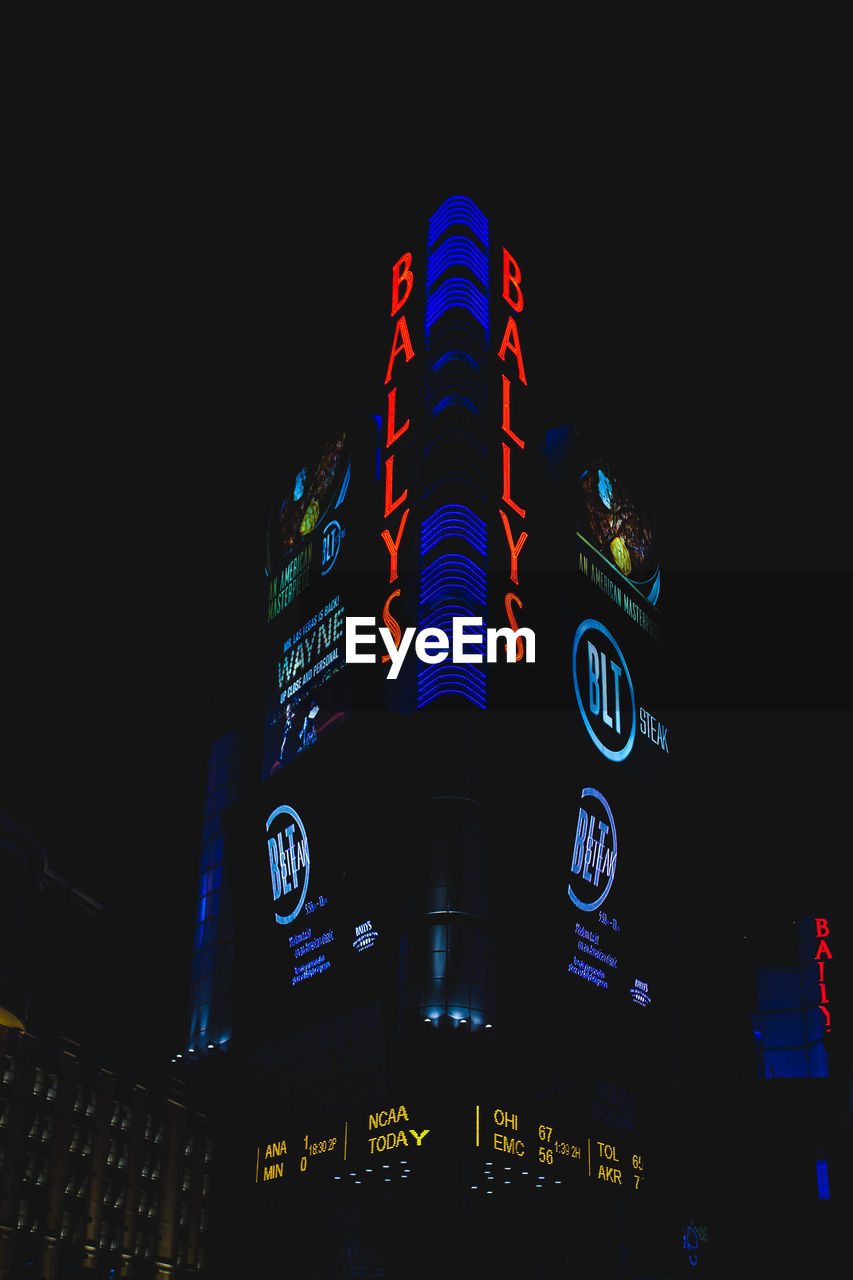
[577,458,660,607]
[265,433,350,590]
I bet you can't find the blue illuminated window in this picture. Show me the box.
[816,1158,829,1199]
[762,1048,808,1078]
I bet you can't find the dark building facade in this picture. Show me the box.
[0,816,213,1279]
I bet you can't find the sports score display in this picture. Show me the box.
[253,1092,647,1196]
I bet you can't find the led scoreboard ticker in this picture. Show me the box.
[254,1093,648,1197]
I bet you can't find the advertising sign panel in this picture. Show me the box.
[262,428,371,779]
[525,426,669,1019]
[231,722,398,1042]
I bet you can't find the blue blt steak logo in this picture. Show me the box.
[266,805,310,926]
[569,787,618,912]
[321,520,342,575]
[572,619,636,762]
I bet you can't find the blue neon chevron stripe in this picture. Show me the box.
[427,196,488,247]
[420,505,487,556]
[426,236,488,289]
[425,278,488,331]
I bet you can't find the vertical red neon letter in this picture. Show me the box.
[384,314,416,384]
[502,443,526,518]
[380,589,402,664]
[384,453,408,518]
[381,507,410,583]
[385,385,410,448]
[500,374,525,448]
[391,252,414,316]
[502,248,524,312]
[499,510,528,585]
[497,315,527,386]
[504,591,526,660]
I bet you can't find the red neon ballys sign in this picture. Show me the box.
[497,247,528,658]
[814,916,832,1033]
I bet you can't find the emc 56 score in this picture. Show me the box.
[479,1106,646,1191]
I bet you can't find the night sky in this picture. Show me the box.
[3,134,848,1060]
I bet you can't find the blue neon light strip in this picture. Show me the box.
[419,555,487,609]
[419,197,489,711]
[419,603,486,632]
[417,664,487,709]
[425,357,487,415]
[420,505,487,556]
[426,278,488,332]
[428,196,489,247]
[427,393,482,417]
[416,602,488,705]
[429,349,481,373]
[418,651,487,694]
[426,235,488,289]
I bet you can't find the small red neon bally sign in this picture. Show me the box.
[814,916,832,1033]
[497,247,528,657]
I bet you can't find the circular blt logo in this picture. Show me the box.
[572,619,636,762]
[569,787,618,912]
[321,520,342,575]
[266,805,310,925]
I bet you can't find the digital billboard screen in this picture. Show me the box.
[262,427,373,779]
[517,426,669,1020]
[231,722,396,1042]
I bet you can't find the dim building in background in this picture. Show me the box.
[744,913,849,1247]
[0,815,213,1279]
